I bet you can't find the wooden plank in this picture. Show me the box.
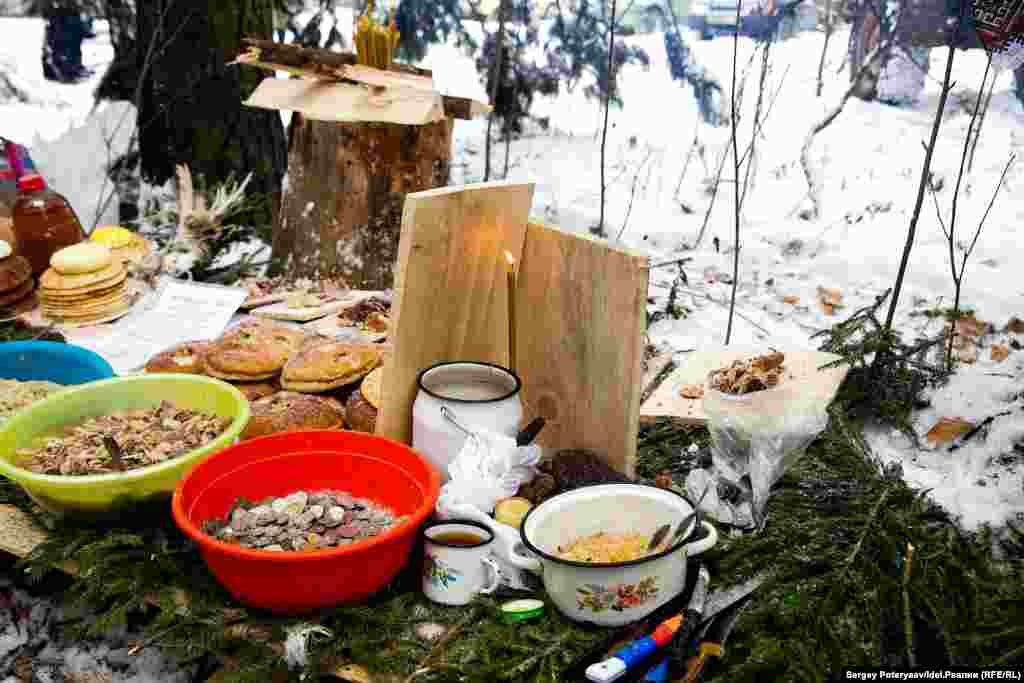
[640,349,850,426]
[376,182,535,444]
[234,45,490,120]
[516,223,649,477]
[244,78,445,125]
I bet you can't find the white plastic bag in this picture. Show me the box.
[699,374,830,529]
[436,427,542,518]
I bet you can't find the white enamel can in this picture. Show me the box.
[412,361,524,481]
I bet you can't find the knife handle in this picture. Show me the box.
[680,643,723,683]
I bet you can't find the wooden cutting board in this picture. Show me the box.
[640,349,850,426]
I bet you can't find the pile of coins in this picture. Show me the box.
[203,489,407,552]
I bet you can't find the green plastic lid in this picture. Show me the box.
[499,598,545,624]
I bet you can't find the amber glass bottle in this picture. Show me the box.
[12,174,86,276]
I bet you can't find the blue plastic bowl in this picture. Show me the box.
[0,341,115,385]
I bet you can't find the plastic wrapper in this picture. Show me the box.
[694,371,830,529]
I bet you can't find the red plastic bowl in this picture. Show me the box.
[172,430,441,615]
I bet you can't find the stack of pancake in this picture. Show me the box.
[38,243,132,326]
[0,240,35,315]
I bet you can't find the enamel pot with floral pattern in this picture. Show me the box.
[501,483,718,626]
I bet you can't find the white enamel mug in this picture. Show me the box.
[422,520,502,606]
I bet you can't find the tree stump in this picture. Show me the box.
[273,115,454,290]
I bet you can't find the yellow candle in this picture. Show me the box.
[505,251,517,372]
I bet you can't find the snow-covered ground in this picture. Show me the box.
[2,15,1022,530]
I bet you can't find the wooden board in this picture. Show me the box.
[245,78,445,125]
[516,222,649,477]
[640,349,850,426]
[375,182,535,444]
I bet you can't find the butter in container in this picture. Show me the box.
[499,598,545,624]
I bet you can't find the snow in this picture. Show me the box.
[2,12,1023,533]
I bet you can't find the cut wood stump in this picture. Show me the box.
[273,115,454,289]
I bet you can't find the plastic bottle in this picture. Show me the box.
[12,174,86,277]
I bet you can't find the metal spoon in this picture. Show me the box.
[652,482,711,552]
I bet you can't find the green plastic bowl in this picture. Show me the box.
[0,374,250,519]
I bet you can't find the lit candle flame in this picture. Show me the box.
[504,251,516,269]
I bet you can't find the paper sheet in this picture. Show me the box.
[67,278,247,375]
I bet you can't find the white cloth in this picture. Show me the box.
[436,427,542,518]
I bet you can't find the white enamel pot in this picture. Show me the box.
[494,483,718,626]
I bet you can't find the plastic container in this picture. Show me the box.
[172,430,441,615]
[0,341,114,384]
[0,374,250,518]
[12,174,85,276]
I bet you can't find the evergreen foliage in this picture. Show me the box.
[475,1,559,144]
[394,0,476,63]
[813,289,946,439]
[544,0,649,105]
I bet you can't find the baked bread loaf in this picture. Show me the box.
[280,341,381,393]
[51,242,113,275]
[0,253,31,294]
[203,320,308,381]
[145,341,212,375]
[241,391,346,441]
[345,366,382,433]
[233,381,279,402]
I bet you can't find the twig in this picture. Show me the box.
[598,0,618,236]
[815,0,834,97]
[403,605,483,683]
[883,15,964,332]
[674,119,701,200]
[800,39,891,220]
[502,633,575,679]
[967,67,997,176]
[681,287,770,337]
[724,0,741,346]
[940,54,992,370]
[839,487,891,581]
[902,542,916,668]
[617,148,653,241]
[948,410,1014,452]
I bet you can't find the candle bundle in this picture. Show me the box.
[355,1,400,70]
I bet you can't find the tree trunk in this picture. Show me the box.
[272,116,453,289]
[135,0,287,220]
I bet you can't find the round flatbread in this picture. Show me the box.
[38,281,126,303]
[360,366,383,410]
[280,342,381,394]
[46,300,132,328]
[145,341,212,375]
[0,255,31,294]
[203,320,309,381]
[0,278,33,308]
[39,262,125,293]
[51,242,113,275]
[241,391,346,441]
[43,297,131,321]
